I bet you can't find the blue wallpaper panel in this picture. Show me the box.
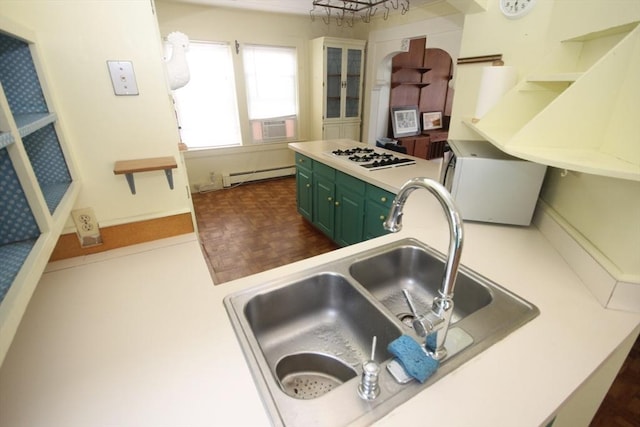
[22,124,72,213]
[0,33,48,115]
[22,124,71,185]
[0,239,37,304]
[0,147,40,245]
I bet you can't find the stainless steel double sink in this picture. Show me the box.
[224,238,539,426]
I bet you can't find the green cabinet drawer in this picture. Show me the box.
[295,153,313,170]
[367,185,395,208]
[313,161,336,180]
[336,171,366,195]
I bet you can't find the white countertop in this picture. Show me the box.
[0,139,639,427]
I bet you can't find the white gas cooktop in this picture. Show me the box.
[325,146,415,171]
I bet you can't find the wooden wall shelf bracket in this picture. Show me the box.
[113,156,177,195]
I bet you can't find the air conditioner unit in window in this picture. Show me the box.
[262,120,287,140]
[250,116,297,142]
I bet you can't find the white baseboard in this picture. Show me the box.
[222,166,295,187]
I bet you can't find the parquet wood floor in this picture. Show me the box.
[591,335,640,427]
[192,177,338,284]
[191,176,638,426]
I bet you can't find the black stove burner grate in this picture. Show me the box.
[360,157,415,169]
[329,146,416,170]
[332,147,375,156]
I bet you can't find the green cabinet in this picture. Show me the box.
[294,152,395,246]
[295,154,313,221]
[314,174,335,237]
[364,185,395,240]
[334,172,365,246]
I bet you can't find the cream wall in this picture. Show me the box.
[0,0,191,229]
[447,0,640,278]
[155,1,361,191]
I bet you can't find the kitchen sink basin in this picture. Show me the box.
[243,273,402,394]
[224,238,539,427]
[350,245,493,325]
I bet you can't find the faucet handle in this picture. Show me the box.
[402,289,419,317]
[402,290,428,337]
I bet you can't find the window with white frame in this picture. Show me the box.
[243,44,298,143]
[171,41,242,149]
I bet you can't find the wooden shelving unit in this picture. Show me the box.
[389,38,452,160]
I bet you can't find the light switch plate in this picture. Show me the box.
[107,60,139,96]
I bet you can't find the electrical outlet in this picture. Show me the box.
[71,207,103,247]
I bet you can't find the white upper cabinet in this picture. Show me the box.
[465,22,640,181]
[310,37,366,141]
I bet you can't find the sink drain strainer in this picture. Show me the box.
[276,353,356,400]
[398,312,415,328]
[280,372,343,399]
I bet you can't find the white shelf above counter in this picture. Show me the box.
[463,118,640,181]
[464,22,640,182]
[526,72,583,83]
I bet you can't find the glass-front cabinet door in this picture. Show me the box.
[324,45,364,121]
[345,48,362,118]
[325,47,342,119]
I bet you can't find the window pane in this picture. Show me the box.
[171,42,241,148]
[243,45,298,132]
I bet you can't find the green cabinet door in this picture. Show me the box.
[296,166,313,221]
[314,175,336,238]
[364,201,389,240]
[364,185,395,240]
[335,186,365,246]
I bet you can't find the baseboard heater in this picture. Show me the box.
[222,165,295,187]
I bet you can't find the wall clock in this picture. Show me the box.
[499,0,536,19]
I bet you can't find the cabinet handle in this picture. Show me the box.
[379,215,386,221]
[299,158,304,163]
[306,183,311,188]
[380,197,387,203]
[327,197,332,202]
[335,201,340,207]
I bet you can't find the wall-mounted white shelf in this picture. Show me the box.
[113,156,177,195]
[526,72,583,83]
[465,22,640,181]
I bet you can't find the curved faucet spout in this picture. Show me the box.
[384,177,464,360]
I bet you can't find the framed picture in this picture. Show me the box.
[391,106,420,137]
[422,111,443,131]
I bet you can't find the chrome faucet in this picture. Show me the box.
[384,177,464,361]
